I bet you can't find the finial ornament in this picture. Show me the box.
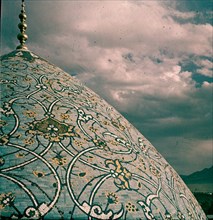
[17,0,28,49]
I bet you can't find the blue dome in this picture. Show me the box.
[0,49,206,219]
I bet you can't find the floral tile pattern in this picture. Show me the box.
[0,49,206,219]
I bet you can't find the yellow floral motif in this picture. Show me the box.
[0,120,7,128]
[138,158,146,170]
[106,192,118,204]
[89,126,98,133]
[43,79,50,84]
[24,138,35,145]
[24,110,36,118]
[30,67,39,73]
[108,140,118,146]
[40,94,51,100]
[86,156,94,163]
[90,96,97,101]
[149,165,161,178]
[15,152,25,158]
[0,134,9,145]
[74,140,83,147]
[28,117,80,142]
[103,121,110,126]
[33,170,45,178]
[60,113,70,120]
[125,202,138,212]
[24,76,32,82]
[0,193,15,209]
[111,119,125,131]
[14,133,22,139]
[93,139,109,151]
[105,159,132,190]
[51,155,67,166]
[0,157,5,166]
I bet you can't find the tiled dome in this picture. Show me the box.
[0,1,206,219]
[0,49,206,219]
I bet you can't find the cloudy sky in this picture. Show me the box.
[1,0,212,175]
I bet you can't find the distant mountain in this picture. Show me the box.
[181,166,213,184]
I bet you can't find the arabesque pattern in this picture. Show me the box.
[0,50,206,219]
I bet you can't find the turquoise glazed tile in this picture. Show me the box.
[0,49,206,219]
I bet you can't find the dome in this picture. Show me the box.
[0,2,206,220]
[0,48,206,220]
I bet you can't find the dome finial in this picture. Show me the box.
[16,0,28,50]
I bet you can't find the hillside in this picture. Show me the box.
[181,166,213,184]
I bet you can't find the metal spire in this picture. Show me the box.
[17,0,28,50]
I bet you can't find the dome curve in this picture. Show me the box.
[0,49,206,219]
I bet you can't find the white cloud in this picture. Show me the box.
[2,0,212,174]
[195,59,213,77]
[169,9,196,19]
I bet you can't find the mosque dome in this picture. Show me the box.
[0,1,206,220]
